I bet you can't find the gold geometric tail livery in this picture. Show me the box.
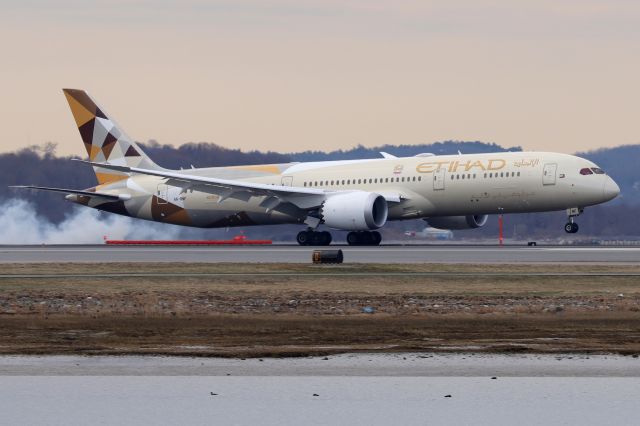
[10,88,620,245]
[63,89,162,184]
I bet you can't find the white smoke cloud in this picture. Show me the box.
[0,198,183,244]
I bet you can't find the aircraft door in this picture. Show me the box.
[281,176,293,186]
[156,184,168,204]
[543,163,557,185]
[433,168,445,190]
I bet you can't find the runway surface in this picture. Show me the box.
[1,354,639,426]
[1,244,640,263]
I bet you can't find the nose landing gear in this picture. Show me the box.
[564,222,579,233]
[564,207,583,234]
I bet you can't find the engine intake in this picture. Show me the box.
[426,214,488,230]
[321,192,388,230]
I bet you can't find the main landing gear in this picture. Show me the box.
[296,229,332,246]
[295,229,383,246]
[346,231,382,246]
[564,207,583,234]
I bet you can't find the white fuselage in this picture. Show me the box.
[100,152,619,226]
[82,151,619,230]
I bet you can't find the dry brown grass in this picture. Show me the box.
[0,263,639,356]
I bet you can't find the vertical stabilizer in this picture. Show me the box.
[63,88,163,185]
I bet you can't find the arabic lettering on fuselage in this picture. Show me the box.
[513,159,540,168]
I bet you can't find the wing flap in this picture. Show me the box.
[10,185,130,201]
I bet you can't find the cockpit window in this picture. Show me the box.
[591,167,605,174]
[580,168,593,175]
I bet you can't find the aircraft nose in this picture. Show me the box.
[603,177,620,201]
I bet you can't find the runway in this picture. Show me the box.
[1,244,640,263]
[1,354,639,426]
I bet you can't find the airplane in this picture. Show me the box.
[12,89,620,246]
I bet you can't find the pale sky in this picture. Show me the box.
[1,0,639,156]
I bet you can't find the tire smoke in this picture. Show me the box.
[0,198,183,244]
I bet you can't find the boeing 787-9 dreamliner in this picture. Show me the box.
[13,89,620,245]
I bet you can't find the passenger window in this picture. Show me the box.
[319,181,323,186]
[418,176,422,182]
[462,174,465,179]
[304,182,307,187]
[591,167,605,174]
[517,172,520,177]
[451,175,454,180]
[511,172,515,177]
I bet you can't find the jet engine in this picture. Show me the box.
[321,192,388,230]
[425,214,488,230]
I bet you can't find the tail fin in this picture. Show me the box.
[63,88,163,185]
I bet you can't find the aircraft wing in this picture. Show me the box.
[9,185,130,201]
[75,160,406,209]
[76,160,327,209]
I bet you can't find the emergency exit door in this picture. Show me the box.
[156,183,168,204]
[433,168,445,190]
[543,163,557,185]
[281,176,293,186]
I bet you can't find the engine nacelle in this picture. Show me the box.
[426,214,488,230]
[321,192,388,230]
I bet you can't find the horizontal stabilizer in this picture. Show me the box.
[9,185,131,201]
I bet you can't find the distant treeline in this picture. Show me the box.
[1,140,638,238]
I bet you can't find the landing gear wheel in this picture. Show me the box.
[564,222,579,234]
[371,231,382,246]
[347,232,360,245]
[297,230,333,246]
[297,231,311,245]
[346,231,383,246]
[319,231,332,246]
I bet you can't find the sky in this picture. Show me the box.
[1,0,639,156]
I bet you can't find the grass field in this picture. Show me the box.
[1,263,639,356]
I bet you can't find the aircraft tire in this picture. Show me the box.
[564,222,579,234]
[347,231,381,246]
[372,231,382,245]
[320,231,332,246]
[347,231,361,246]
[297,231,311,245]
